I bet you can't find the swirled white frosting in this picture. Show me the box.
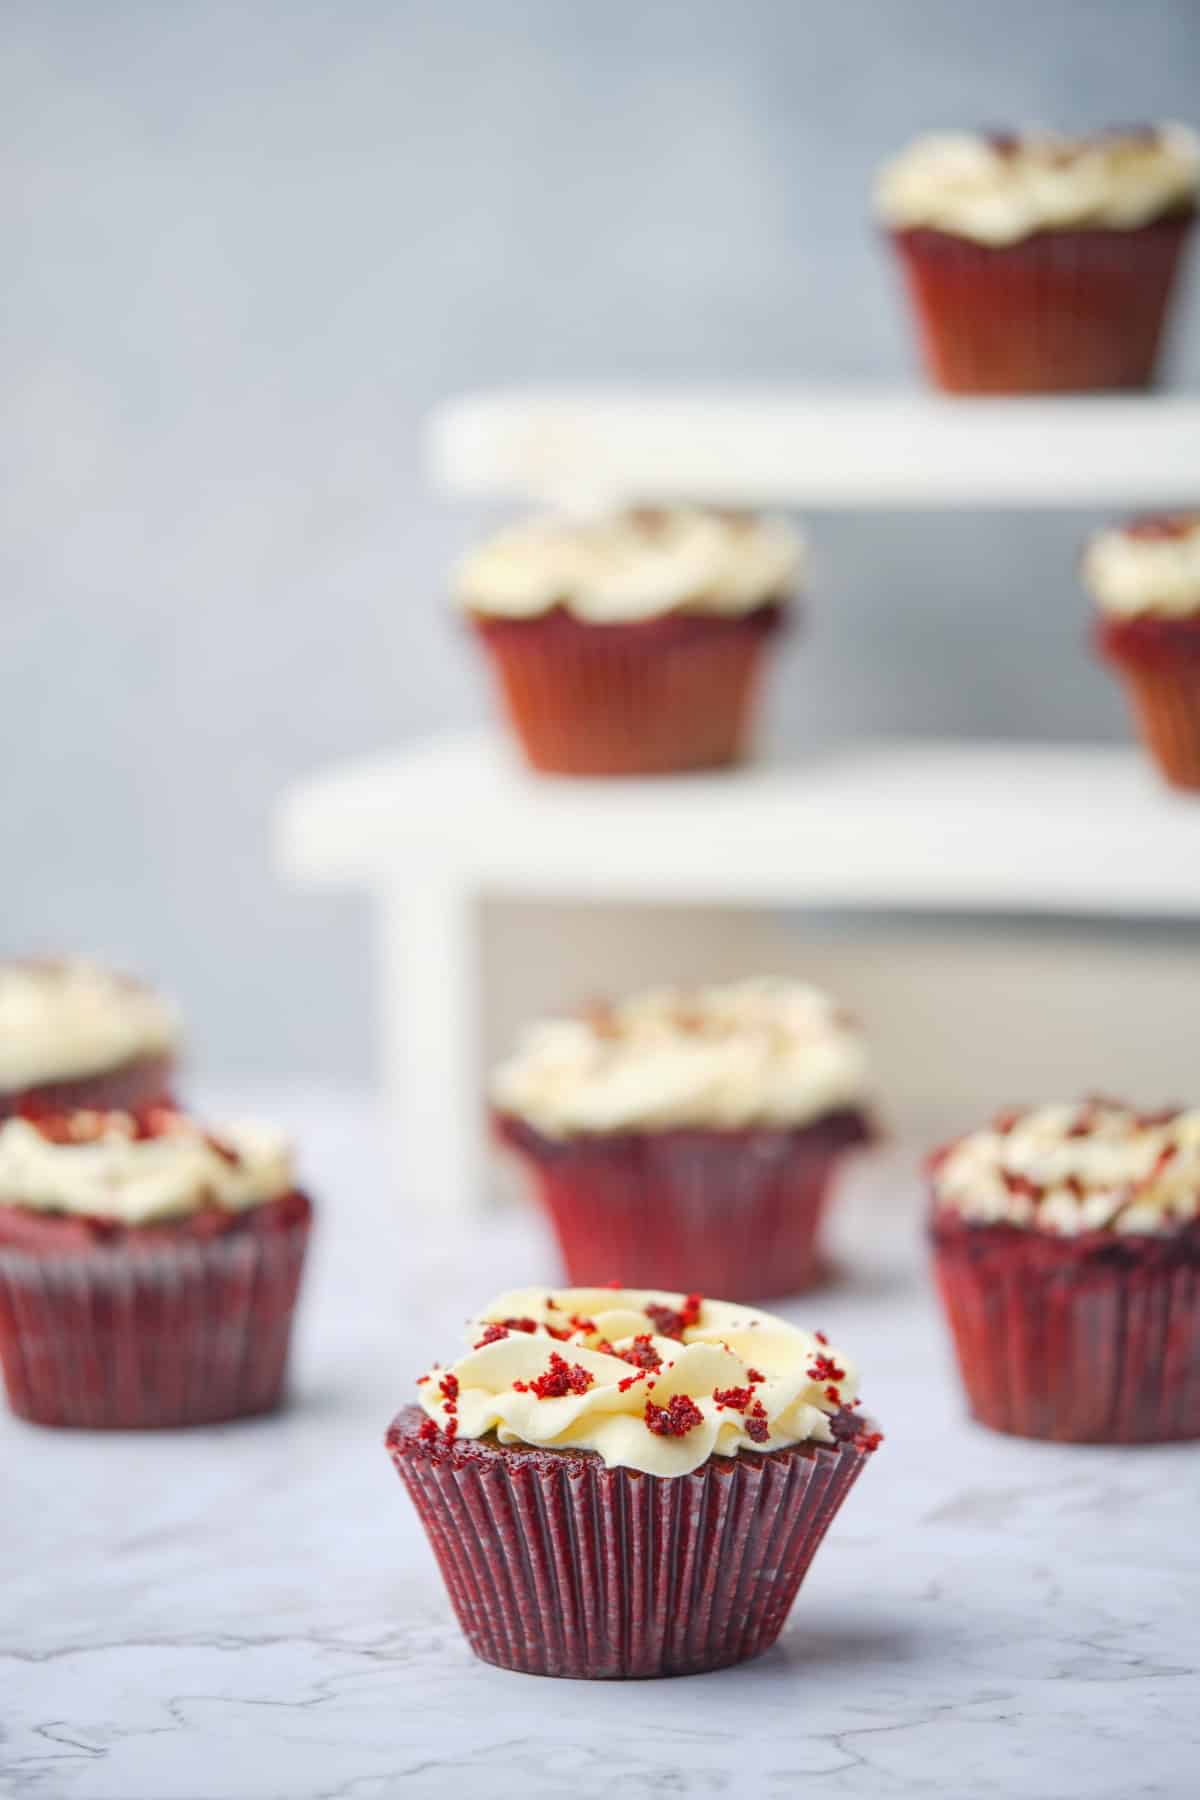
[0,1112,294,1226]
[876,126,1199,246]
[455,507,802,622]
[491,979,870,1138]
[416,1287,866,1477]
[932,1101,1200,1236]
[0,959,178,1091]
[1083,516,1200,618]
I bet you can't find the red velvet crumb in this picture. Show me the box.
[499,1317,539,1334]
[746,1367,765,1384]
[618,1334,662,1372]
[807,1354,846,1385]
[744,1399,770,1443]
[438,1373,459,1405]
[712,1385,753,1411]
[417,1417,440,1443]
[474,1323,510,1348]
[644,1293,703,1340]
[814,1330,829,1345]
[644,1394,705,1438]
[514,1352,595,1399]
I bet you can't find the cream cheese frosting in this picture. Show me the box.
[876,126,1199,246]
[1083,515,1200,619]
[931,1100,1200,1236]
[454,507,802,623]
[416,1286,868,1477]
[0,1111,294,1226]
[0,959,178,1091]
[491,978,869,1138]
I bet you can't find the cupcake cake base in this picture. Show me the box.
[931,1213,1200,1443]
[0,1190,312,1429]
[386,1405,876,1679]
[0,1052,176,1125]
[1094,613,1200,790]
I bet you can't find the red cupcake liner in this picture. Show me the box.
[386,1405,875,1678]
[931,1213,1200,1442]
[1093,614,1200,790]
[495,1111,870,1301]
[0,1052,176,1124]
[0,1191,312,1428]
[888,214,1193,392]
[469,603,786,776]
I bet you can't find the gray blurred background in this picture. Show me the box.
[5,0,1199,1079]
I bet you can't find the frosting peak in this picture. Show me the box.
[491,978,870,1138]
[0,1109,294,1226]
[0,959,178,1092]
[455,507,802,623]
[1083,514,1200,618]
[416,1287,874,1476]
[931,1100,1200,1236]
[876,126,1199,245]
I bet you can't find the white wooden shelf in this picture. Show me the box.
[427,385,1200,508]
[277,730,1200,918]
[275,731,1200,1216]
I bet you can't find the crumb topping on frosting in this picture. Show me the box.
[0,1108,294,1226]
[454,507,802,623]
[0,958,178,1092]
[414,1287,879,1476]
[1083,514,1200,619]
[931,1100,1200,1236]
[491,978,869,1138]
[876,126,1199,245]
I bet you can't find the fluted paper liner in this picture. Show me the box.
[0,1196,311,1429]
[387,1406,874,1678]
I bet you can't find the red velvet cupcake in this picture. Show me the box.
[0,1106,312,1429]
[0,958,179,1122]
[386,1286,881,1679]
[876,127,1198,392]
[929,1100,1200,1443]
[456,507,799,775]
[491,980,873,1301]
[1085,512,1200,790]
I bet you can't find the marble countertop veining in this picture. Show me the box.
[2,1086,1197,1800]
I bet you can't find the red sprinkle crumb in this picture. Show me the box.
[442,1418,458,1443]
[746,1367,765,1384]
[644,1293,703,1340]
[515,1352,595,1400]
[415,1374,430,1385]
[814,1330,829,1345]
[568,1314,596,1335]
[417,1417,440,1443]
[473,1323,510,1349]
[712,1385,753,1411]
[617,1372,646,1393]
[807,1354,846,1385]
[499,1317,539,1334]
[744,1400,770,1444]
[438,1373,459,1405]
[619,1334,663,1372]
[645,1394,705,1438]
[825,1385,840,1403]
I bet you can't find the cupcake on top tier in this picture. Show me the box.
[456,506,801,775]
[1085,512,1200,790]
[0,1105,312,1428]
[0,958,178,1120]
[876,126,1198,391]
[386,1285,881,1678]
[492,978,872,1300]
[929,1099,1200,1443]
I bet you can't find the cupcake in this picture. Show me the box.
[386,1286,881,1678]
[876,126,1198,392]
[0,1105,312,1428]
[1085,512,1200,790]
[491,979,873,1301]
[0,958,179,1121]
[455,506,800,776]
[929,1100,1200,1443]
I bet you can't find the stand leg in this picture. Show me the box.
[376,879,482,1225]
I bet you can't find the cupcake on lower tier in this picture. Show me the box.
[386,1286,881,1679]
[1085,512,1200,790]
[876,126,1198,392]
[929,1099,1200,1443]
[492,979,873,1301]
[0,1106,312,1428]
[455,507,799,775]
[0,958,179,1121]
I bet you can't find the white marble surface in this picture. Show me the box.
[3,1087,1197,1800]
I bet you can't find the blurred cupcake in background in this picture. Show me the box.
[876,125,1198,392]
[0,1105,312,1429]
[386,1285,881,1678]
[0,958,179,1121]
[929,1099,1200,1443]
[1085,512,1200,789]
[491,978,873,1301]
[456,506,800,775]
